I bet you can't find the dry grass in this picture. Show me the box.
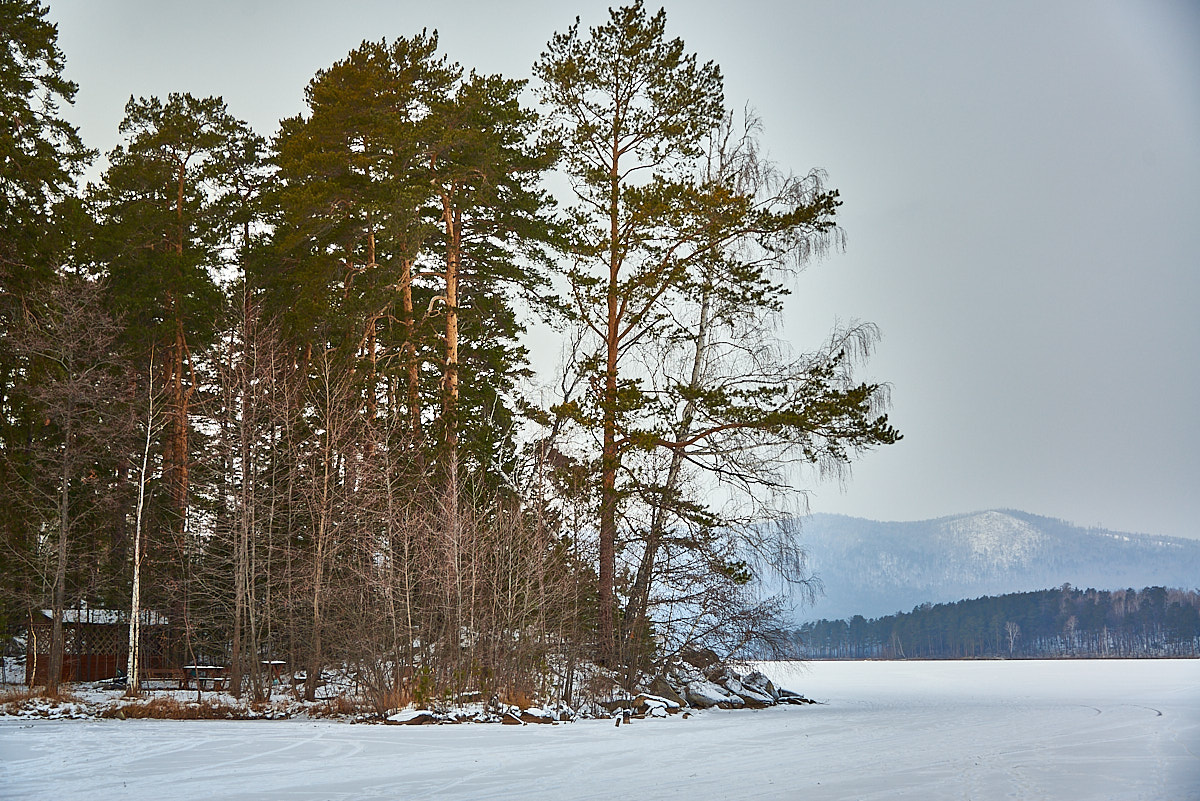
[2,685,81,704]
[1,686,38,715]
[100,696,248,720]
[1,685,88,716]
[1,686,38,703]
[497,688,536,710]
[369,686,414,715]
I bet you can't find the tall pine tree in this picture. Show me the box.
[537,3,898,666]
[0,0,93,643]
[91,93,263,614]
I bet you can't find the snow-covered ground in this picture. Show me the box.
[2,659,1196,800]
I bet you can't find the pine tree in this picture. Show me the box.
[0,0,93,637]
[536,0,725,664]
[537,3,898,666]
[0,0,92,292]
[92,93,260,547]
[267,33,456,407]
[269,35,555,482]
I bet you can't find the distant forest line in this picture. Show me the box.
[790,586,1200,660]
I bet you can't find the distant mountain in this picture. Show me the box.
[786,510,1200,622]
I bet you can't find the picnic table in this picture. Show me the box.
[142,666,187,688]
[262,660,287,685]
[182,665,228,691]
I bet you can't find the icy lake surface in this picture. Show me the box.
[2,659,1197,800]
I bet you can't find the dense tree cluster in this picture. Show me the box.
[1,0,897,703]
[794,586,1200,660]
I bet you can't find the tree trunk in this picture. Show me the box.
[597,135,622,665]
[441,192,463,643]
[306,452,331,703]
[366,230,378,421]
[167,160,193,544]
[623,277,712,671]
[47,414,73,696]
[441,197,461,457]
[400,258,422,447]
[126,361,155,697]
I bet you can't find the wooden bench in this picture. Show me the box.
[142,667,187,688]
[182,665,229,691]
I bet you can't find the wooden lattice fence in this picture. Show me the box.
[24,608,175,685]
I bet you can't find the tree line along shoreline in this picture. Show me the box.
[1,0,899,707]
[790,585,1200,661]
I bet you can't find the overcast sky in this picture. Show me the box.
[44,0,1200,539]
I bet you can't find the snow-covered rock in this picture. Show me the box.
[741,670,778,700]
[386,708,433,723]
[647,676,686,707]
[726,678,773,708]
[683,679,743,709]
[775,687,816,705]
[647,656,813,711]
[519,707,555,724]
[679,647,721,672]
[387,709,437,725]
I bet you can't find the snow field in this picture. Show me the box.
[757,659,1200,800]
[2,659,1196,800]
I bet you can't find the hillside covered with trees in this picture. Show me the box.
[793,585,1200,660]
[780,510,1200,621]
[0,0,898,705]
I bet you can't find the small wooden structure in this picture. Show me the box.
[25,605,173,685]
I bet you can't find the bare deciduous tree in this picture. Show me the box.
[7,275,132,694]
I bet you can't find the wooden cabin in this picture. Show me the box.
[25,605,173,685]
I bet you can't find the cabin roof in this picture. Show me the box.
[35,605,169,626]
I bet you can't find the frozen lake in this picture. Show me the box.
[2,659,1197,800]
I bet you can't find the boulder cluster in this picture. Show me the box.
[594,649,816,721]
[649,649,816,710]
[384,650,815,725]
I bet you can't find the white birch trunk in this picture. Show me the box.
[127,360,155,696]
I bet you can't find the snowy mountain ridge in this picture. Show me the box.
[788,509,1200,622]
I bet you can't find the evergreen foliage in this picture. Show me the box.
[535,2,898,668]
[3,3,901,701]
[794,585,1200,659]
[0,0,93,646]
[90,92,264,546]
[0,0,92,285]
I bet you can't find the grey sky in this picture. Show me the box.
[44,0,1200,538]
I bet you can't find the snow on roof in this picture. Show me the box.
[39,605,169,626]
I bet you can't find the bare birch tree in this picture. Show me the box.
[125,352,163,696]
